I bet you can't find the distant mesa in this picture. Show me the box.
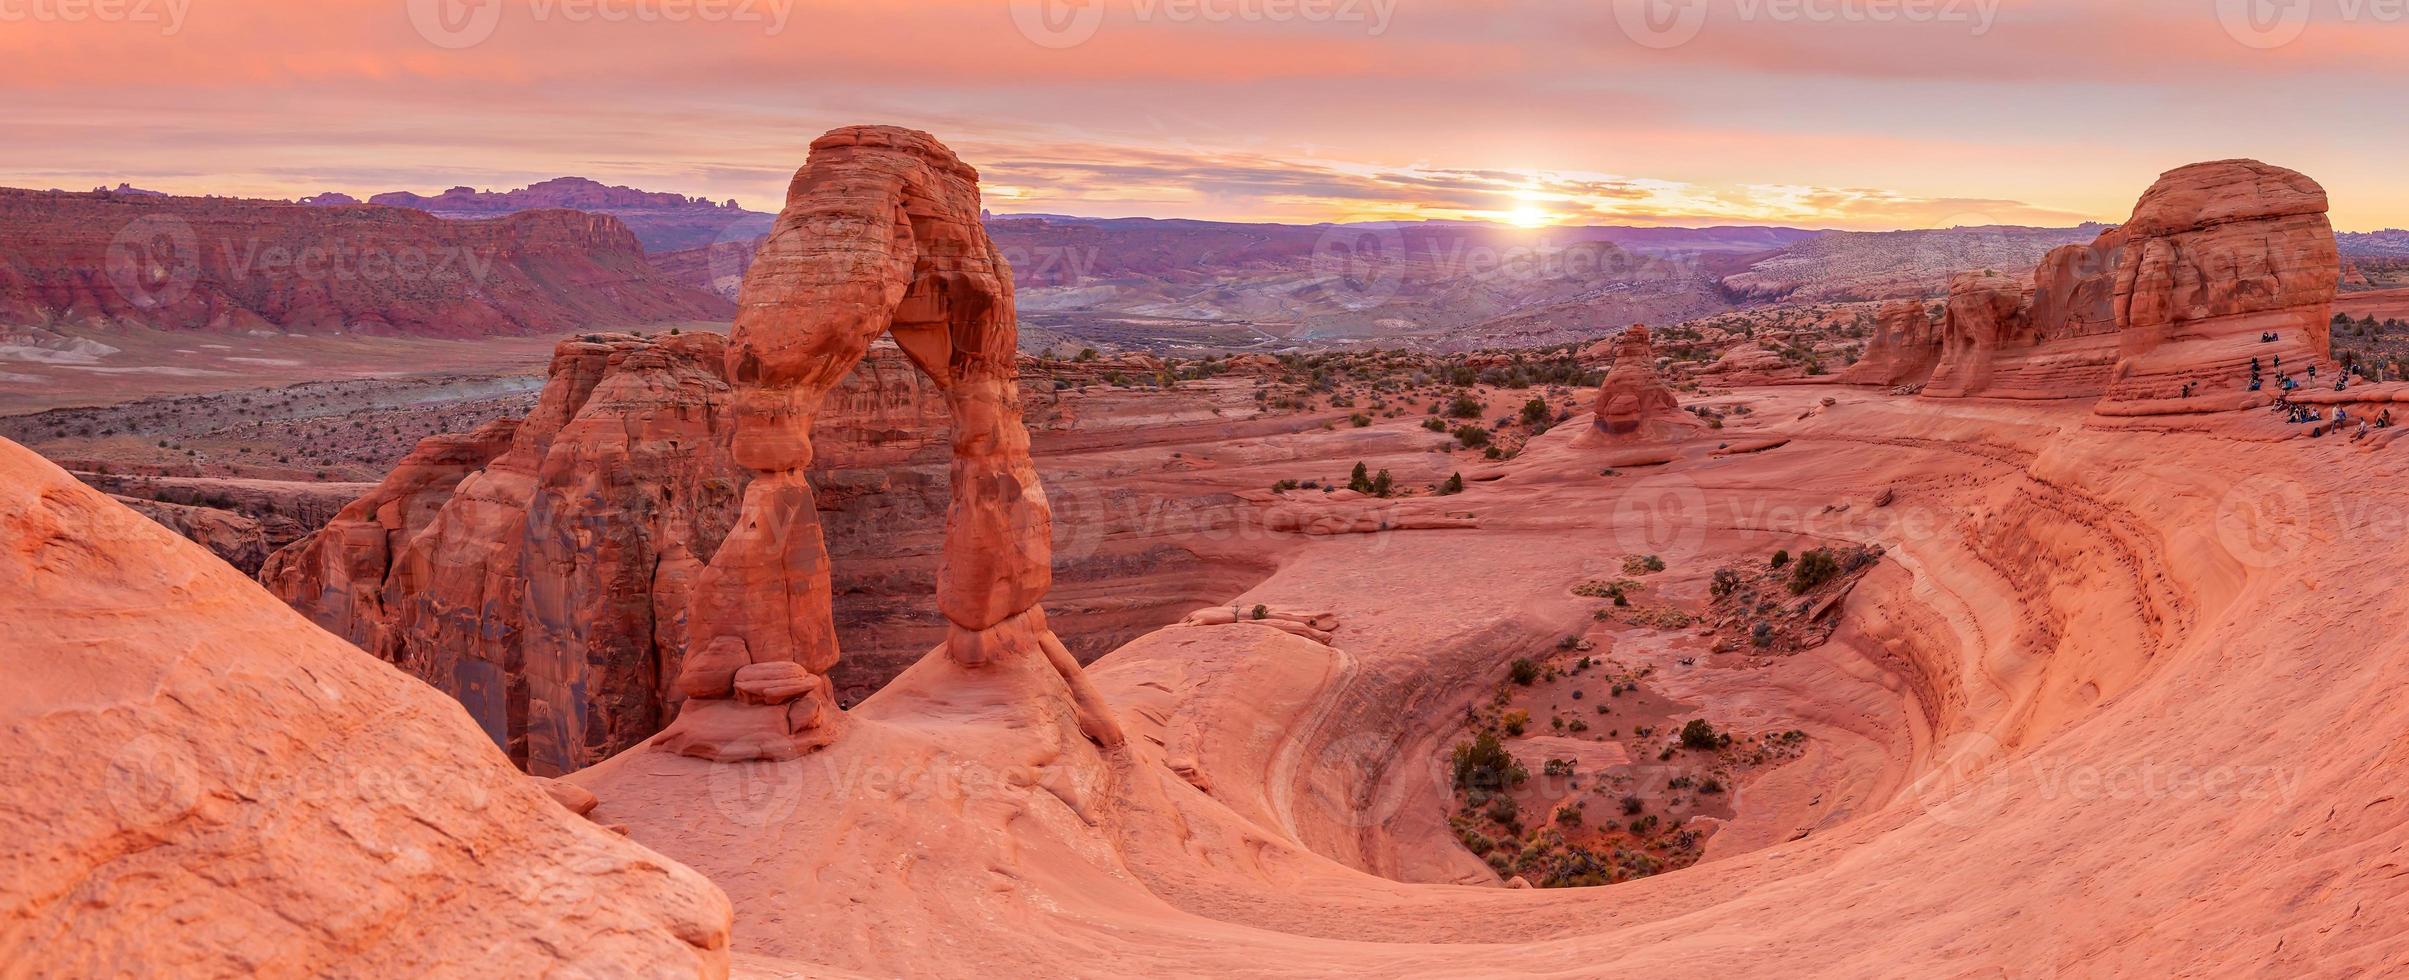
[0,186,732,336]
[368,176,771,252]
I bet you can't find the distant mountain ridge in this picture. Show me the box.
[363,177,774,252]
[0,187,732,336]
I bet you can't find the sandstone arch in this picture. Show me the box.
[654,126,1124,762]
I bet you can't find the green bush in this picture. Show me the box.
[1787,548,1842,594]
[1450,732,1529,792]
[1680,719,1722,751]
[1509,658,1541,686]
[1454,425,1491,448]
[1448,394,1483,419]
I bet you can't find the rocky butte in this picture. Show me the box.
[1845,159,2340,409]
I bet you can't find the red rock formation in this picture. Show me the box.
[2100,160,2338,402]
[0,187,732,335]
[262,334,744,775]
[107,494,271,574]
[1922,272,2032,397]
[1904,160,2336,405]
[655,125,1124,762]
[1836,299,1941,387]
[0,438,730,975]
[1695,341,1807,387]
[1590,325,1682,434]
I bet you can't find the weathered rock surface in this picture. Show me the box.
[261,333,744,775]
[656,125,1124,761]
[1693,341,1802,386]
[2100,160,2339,402]
[1591,325,1683,434]
[107,493,271,574]
[0,187,732,335]
[1900,160,2336,405]
[1835,299,1941,387]
[0,437,731,976]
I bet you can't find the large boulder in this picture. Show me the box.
[0,438,731,975]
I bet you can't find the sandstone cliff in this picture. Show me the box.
[0,187,733,336]
[262,333,744,775]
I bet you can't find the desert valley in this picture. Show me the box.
[8,4,2409,978]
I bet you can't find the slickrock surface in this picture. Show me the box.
[0,438,730,977]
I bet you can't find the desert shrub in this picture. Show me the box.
[1787,548,1842,594]
[1453,424,1491,448]
[1543,758,1576,777]
[1423,417,1449,432]
[1437,472,1465,496]
[1509,658,1541,685]
[1711,568,1744,598]
[1448,394,1483,419]
[1252,604,1268,620]
[1520,397,1551,427]
[1348,462,1372,493]
[1699,778,1724,794]
[1451,732,1529,792]
[1751,621,1774,647]
[1555,803,1583,826]
[1771,549,1791,568]
[1623,554,1667,575]
[1350,413,1372,428]
[1502,710,1531,736]
[1680,719,1722,751]
[1485,795,1520,825]
[1621,795,1645,816]
[1371,469,1394,498]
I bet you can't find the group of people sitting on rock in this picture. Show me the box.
[2261,332,2282,343]
[2248,355,2355,395]
[2273,396,2392,440]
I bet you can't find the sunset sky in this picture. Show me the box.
[2,0,2404,231]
